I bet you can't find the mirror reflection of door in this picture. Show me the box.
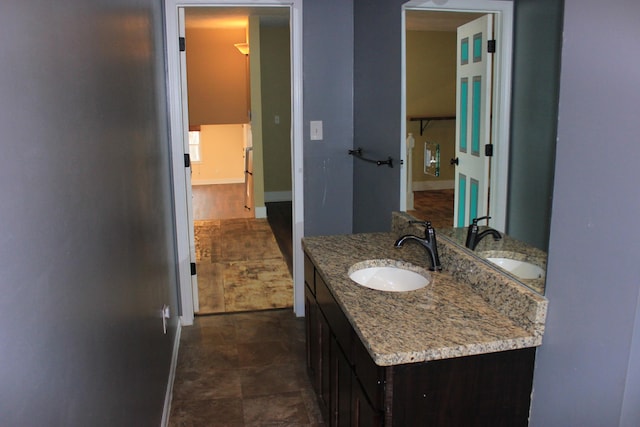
[405,11,485,229]
[454,15,494,227]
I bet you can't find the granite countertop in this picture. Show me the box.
[302,229,547,367]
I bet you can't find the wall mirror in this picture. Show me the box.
[400,0,562,295]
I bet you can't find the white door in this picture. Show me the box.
[178,7,199,313]
[454,15,494,227]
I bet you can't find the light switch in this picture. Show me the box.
[310,120,323,141]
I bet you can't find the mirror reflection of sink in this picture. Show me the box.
[348,260,431,292]
[485,257,545,280]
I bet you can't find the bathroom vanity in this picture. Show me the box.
[302,214,547,426]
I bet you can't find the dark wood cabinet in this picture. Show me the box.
[351,375,383,427]
[330,334,352,426]
[304,252,536,427]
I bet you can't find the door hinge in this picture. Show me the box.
[179,37,186,52]
[485,144,494,157]
[487,39,496,53]
[184,153,191,167]
[190,262,197,276]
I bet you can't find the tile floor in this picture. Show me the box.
[169,309,325,426]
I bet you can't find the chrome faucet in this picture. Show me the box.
[465,216,502,250]
[394,221,442,271]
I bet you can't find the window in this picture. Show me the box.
[188,127,201,163]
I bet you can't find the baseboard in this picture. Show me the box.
[255,206,267,219]
[412,180,455,191]
[160,321,182,427]
[191,178,244,186]
[264,191,292,203]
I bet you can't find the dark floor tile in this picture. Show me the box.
[300,387,325,425]
[237,340,294,368]
[173,368,242,401]
[170,397,244,427]
[243,391,310,426]
[240,363,308,398]
[233,312,291,344]
[170,310,325,426]
[176,342,239,372]
[182,314,237,346]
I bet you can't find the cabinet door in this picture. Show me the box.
[351,378,383,427]
[305,285,331,422]
[330,335,352,427]
[304,286,320,390]
[390,348,535,427]
[319,311,332,422]
[353,331,385,412]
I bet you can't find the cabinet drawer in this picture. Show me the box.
[353,332,386,411]
[304,253,315,295]
[315,271,353,362]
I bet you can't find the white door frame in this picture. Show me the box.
[401,0,513,231]
[164,0,305,325]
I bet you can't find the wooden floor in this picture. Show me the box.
[192,183,253,220]
[407,189,455,229]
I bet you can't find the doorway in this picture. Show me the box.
[186,7,293,314]
[165,0,304,325]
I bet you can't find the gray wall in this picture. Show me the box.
[529,0,640,425]
[353,0,405,233]
[303,0,354,236]
[0,1,179,425]
[506,0,563,250]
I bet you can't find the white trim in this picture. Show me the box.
[399,12,408,212]
[412,180,455,191]
[264,190,292,202]
[160,322,182,427]
[401,0,512,231]
[289,2,305,317]
[164,0,304,322]
[255,206,267,218]
[191,178,245,185]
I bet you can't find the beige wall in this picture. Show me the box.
[260,25,292,199]
[185,27,249,126]
[406,30,457,186]
[191,124,245,184]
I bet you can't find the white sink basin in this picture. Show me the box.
[486,257,545,280]
[348,260,430,292]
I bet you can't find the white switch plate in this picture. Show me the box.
[310,120,323,141]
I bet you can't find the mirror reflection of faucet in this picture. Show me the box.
[465,216,502,250]
[394,220,442,271]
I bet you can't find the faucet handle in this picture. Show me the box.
[409,220,433,228]
[409,220,436,241]
[470,216,491,226]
